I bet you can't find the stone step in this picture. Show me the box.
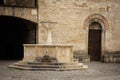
[27,62,83,65]
[13,62,83,66]
[13,63,84,68]
[14,64,62,68]
[9,65,87,71]
[8,62,88,71]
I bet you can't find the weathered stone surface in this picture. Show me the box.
[1,0,120,62]
[23,44,73,63]
[1,61,120,80]
[37,0,120,62]
[4,0,36,7]
[0,7,37,23]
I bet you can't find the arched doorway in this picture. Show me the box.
[0,16,37,60]
[88,22,102,61]
[83,14,109,62]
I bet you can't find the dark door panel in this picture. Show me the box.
[88,30,101,61]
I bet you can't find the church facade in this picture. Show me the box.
[0,0,120,62]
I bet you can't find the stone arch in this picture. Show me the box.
[0,15,37,60]
[0,14,37,23]
[83,14,109,61]
[0,7,38,23]
[83,14,109,30]
[89,21,102,30]
[0,15,37,24]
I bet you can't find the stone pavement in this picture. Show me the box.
[0,60,120,80]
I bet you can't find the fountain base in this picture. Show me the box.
[9,62,88,71]
[9,44,88,70]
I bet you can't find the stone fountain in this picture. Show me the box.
[9,21,88,71]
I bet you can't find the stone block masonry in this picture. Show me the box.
[38,0,120,62]
[1,0,120,62]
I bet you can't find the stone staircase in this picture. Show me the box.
[8,61,88,71]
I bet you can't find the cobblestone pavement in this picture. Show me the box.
[0,60,120,80]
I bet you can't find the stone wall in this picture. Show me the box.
[102,51,120,63]
[1,0,120,62]
[0,6,38,23]
[4,0,36,7]
[38,0,120,62]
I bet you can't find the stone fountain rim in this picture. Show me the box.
[23,44,73,47]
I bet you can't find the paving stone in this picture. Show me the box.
[0,61,120,80]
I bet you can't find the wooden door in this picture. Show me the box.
[88,30,101,61]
